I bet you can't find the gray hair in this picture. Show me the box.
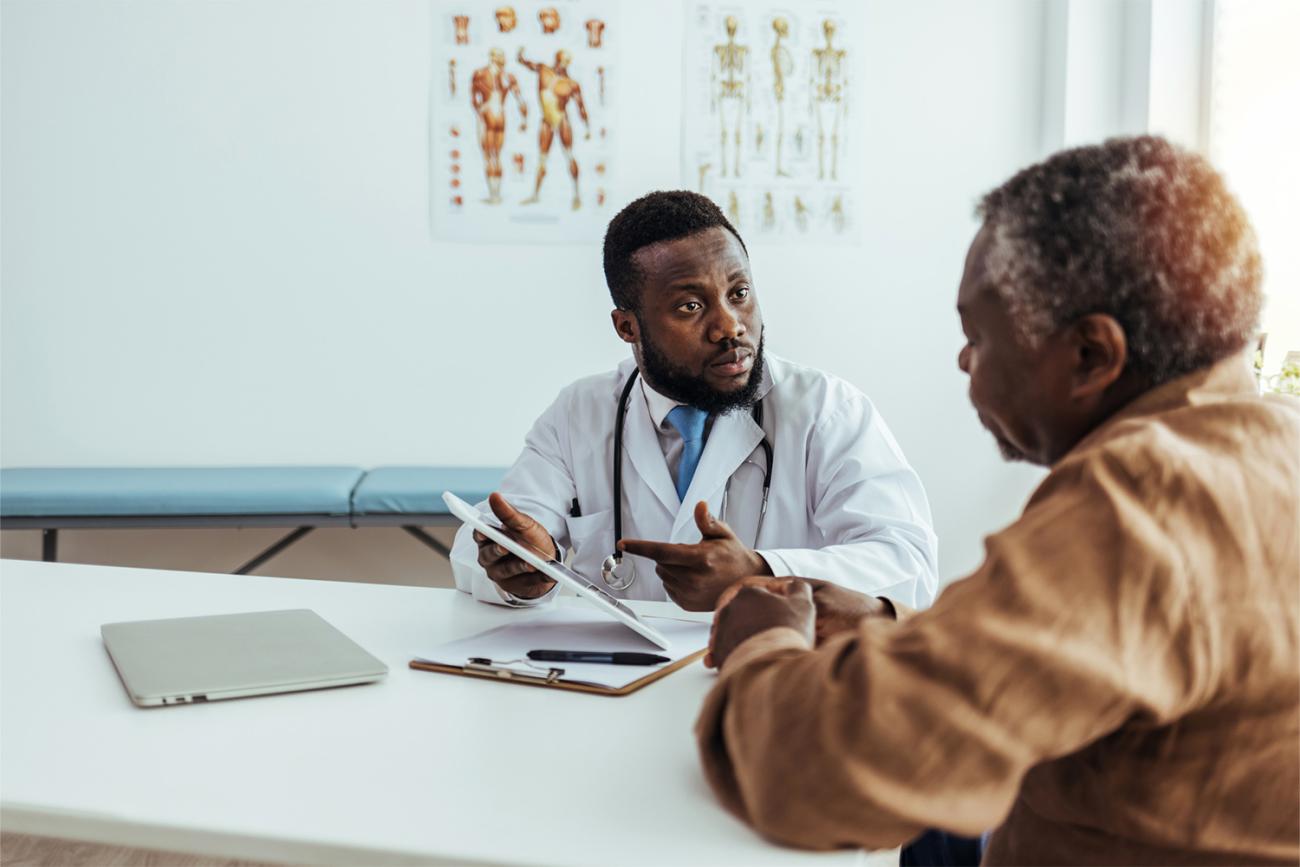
[977,135,1262,386]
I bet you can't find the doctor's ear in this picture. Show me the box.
[611,309,639,345]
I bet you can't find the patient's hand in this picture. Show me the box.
[473,493,558,600]
[705,576,814,669]
[802,579,894,644]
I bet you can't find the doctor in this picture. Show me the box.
[450,190,937,610]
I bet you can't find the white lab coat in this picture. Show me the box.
[451,354,938,608]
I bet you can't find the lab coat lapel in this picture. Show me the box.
[671,409,764,539]
[623,381,681,518]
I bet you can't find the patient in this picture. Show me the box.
[695,136,1300,865]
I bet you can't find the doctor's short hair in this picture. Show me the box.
[603,190,748,311]
[977,135,1262,386]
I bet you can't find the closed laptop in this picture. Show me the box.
[102,609,387,707]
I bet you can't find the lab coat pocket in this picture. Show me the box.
[563,509,615,581]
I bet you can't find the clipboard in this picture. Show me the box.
[408,608,711,696]
[408,649,706,697]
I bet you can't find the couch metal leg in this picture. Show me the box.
[42,529,58,562]
[403,526,451,559]
[235,527,314,575]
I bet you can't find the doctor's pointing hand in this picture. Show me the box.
[618,501,771,611]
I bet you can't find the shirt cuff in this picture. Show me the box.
[754,549,789,576]
[496,581,560,607]
[720,625,812,673]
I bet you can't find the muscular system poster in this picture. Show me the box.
[681,2,862,243]
[431,1,617,242]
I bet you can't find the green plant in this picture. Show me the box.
[1265,360,1300,396]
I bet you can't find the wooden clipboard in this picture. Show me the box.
[408,649,706,697]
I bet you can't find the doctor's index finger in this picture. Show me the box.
[617,538,702,565]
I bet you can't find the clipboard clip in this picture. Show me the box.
[466,657,565,684]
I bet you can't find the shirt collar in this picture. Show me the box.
[1065,350,1259,460]
[640,376,685,430]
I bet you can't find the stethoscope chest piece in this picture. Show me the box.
[600,553,637,591]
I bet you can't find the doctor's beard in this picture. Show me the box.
[637,325,766,415]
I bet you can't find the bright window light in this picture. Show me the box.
[1207,0,1300,379]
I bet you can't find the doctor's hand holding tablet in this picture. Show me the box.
[472,493,559,600]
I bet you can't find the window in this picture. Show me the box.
[1207,0,1300,378]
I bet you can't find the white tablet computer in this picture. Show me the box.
[442,491,671,650]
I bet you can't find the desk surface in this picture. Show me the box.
[0,560,865,866]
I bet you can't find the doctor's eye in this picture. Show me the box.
[730,287,751,301]
[677,301,703,313]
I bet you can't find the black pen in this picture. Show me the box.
[527,650,670,665]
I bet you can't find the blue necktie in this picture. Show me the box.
[666,405,708,501]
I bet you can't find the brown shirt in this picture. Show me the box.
[696,355,1300,865]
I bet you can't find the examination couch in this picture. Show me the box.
[0,466,503,574]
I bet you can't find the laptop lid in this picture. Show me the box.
[102,609,388,707]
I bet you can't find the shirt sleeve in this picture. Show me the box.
[450,389,577,607]
[756,395,939,609]
[695,457,1208,850]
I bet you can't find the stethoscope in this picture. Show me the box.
[600,369,774,591]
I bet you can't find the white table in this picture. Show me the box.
[0,560,867,866]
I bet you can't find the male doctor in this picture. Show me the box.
[450,190,937,610]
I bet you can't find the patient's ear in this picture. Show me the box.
[611,309,639,345]
[1068,314,1128,400]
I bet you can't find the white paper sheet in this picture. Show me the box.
[415,609,710,689]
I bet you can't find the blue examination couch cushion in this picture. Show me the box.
[0,467,365,517]
[351,466,505,516]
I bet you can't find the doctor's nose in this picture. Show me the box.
[708,308,745,343]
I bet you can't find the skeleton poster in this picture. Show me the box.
[431,2,617,242]
[681,3,862,242]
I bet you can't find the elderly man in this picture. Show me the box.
[696,136,1299,865]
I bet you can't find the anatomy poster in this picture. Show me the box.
[431,2,617,242]
[681,3,863,242]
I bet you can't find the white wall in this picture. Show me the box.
[2,0,1060,585]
